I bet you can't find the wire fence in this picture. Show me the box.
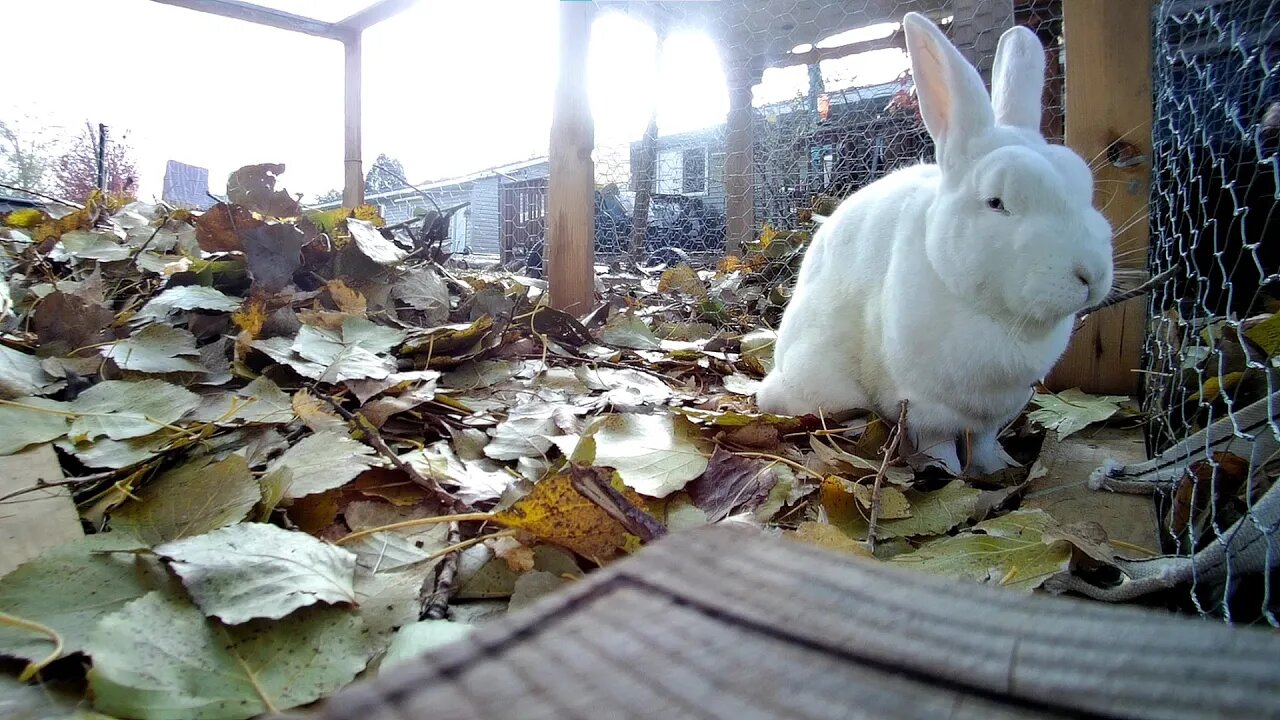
[1142,0,1280,625]
[493,0,1065,332]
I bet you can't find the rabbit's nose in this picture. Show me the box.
[1073,265,1093,288]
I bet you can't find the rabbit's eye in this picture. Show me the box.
[985,197,1007,213]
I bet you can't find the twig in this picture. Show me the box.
[1081,266,1177,317]
[0,610,64,681]
[0,182,83,209]
[421,521,461,620]
[128,217,170,259]
[334,512,495,545]
[0,474,115,504]
[868,400,909,553]
[316,390,469,513]
[568,464,667,542]
[726,449,826,481]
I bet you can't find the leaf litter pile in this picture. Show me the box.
[1,165,1150,718]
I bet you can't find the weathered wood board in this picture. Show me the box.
[0,444,83,577]
[310,524,1280,720]
[1025,426,1160,553]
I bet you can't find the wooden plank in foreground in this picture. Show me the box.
[311,524,1280,720]
[0,444,83,577]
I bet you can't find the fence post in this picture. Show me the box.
[343,33,365,210]
[96,123,108,193]
[724,54,761,257]
[1046,0,1153,395]
[547,0,597,314]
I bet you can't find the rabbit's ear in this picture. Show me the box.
[902,12,995,168]
[991,25,1045,132]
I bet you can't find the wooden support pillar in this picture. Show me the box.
[1045,0,1153,395]
[547,0,596,314]
[724,56,760,257]
[343,34,364,210]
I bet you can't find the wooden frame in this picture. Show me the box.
[149,0,426,211]
[1046,0,1154,394]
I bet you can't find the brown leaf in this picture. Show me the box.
[194,203,261,252]
[723,421,780,450]
[33,292,114,357]
[226,163,301,219]
[352,467,431,507]
[685,447,778,522]
[530,306,594,347]
[489,535,536,573]
[242,223,310,293]
[326,280,367,316]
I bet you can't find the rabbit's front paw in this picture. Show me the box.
[908,428,963,476]
[965,429,1020,476]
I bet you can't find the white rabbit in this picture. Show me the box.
[756,12,1114,476]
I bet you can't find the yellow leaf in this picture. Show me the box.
[1244,313,1280,357]
[4,208,47,228]
[657,264,707,298]
[1190,372,1244,405]
[493,472,643,561]
[716,255,745,274]
[850,483,913,520]
[232,300,267,339]
[788,522,874,558]
[759,223,778,248]
[352,204,385,227]
[819,476,866,529]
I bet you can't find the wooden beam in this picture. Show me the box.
[1046,0,1153,395]
[336,0,421,34]
[724,57,760,258]
[313,523,1280,720]
[343,35,365,210]
[772,32,904,70]
[546,0,597,314]
[148,0,349,41]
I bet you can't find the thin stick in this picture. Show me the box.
[334,512,495,545]
[421,521,461,620]
[569,464,666,542]
[868,400,908,553]
[0,610,64,681]
[1082,265,1177,316]
[729,450,826,481]
[0,182,83,209]
[424,529,516,563]
[317,390,469,513]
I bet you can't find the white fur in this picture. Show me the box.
[756,14,1114,476]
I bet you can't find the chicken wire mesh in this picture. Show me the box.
[501,0,1064,332]
[1142,0,1280,625]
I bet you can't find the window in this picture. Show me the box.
[656,146,708,195]
[682,148,706,194]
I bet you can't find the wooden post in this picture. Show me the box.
[630,111,658,261]
[724,56,760,257]
[343,34,364,210]
[547,0,596,314]
[1045,0,1152,395]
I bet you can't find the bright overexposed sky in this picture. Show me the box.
[1,0,908,202]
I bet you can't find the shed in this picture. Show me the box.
[310,157,549,255]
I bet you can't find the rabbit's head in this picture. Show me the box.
[903,13,1113,332]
